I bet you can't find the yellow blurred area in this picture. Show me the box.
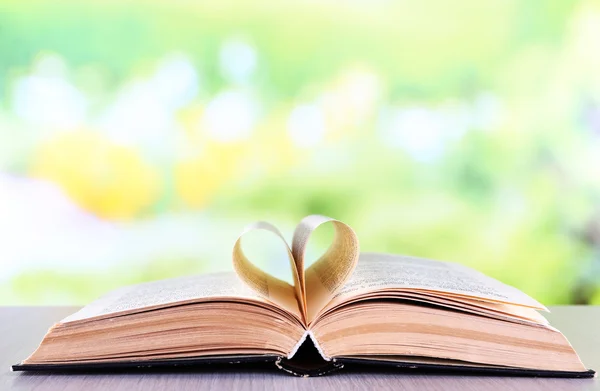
[174,144,241,209]
[174,117,302,208]
[322,69,381,139]
[30,131,161,220]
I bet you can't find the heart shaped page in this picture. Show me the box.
[232,215,360,325]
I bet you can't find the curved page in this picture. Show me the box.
[233,221,303,319]
[291,215,360,324]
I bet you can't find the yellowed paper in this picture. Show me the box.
[232,221,303,318]
[330,252,546,310]
[231,215,359,325]
[62,272,264,323]
[291,215,360,323]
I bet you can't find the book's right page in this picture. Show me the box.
[323,252,546,314]
[308,252,594,377]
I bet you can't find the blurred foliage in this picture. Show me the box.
[1,0,600,305]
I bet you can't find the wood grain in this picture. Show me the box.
[1,306,598,390]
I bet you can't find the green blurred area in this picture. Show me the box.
[1,0,600,305]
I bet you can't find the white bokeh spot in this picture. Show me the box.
[219,38,257,84]
[287,103,326,148]
[203,90,258,142]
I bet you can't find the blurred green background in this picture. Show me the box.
[1,0,600,305]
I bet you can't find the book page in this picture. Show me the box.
[328,252,546,310]
[233,221,303,318]
[62,271,270,323]
[291,215,360,323]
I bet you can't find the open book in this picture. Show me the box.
[13,215,594,377]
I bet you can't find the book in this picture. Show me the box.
[13,215,594,377]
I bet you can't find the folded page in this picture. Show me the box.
[292,215,360,323]
[233,221,303,318]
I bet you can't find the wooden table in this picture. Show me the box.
[1,306,598,390]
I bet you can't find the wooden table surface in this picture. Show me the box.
[1,306,598,390]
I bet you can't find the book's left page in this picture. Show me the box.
[62,271,291,324]
[19,271,307,367]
